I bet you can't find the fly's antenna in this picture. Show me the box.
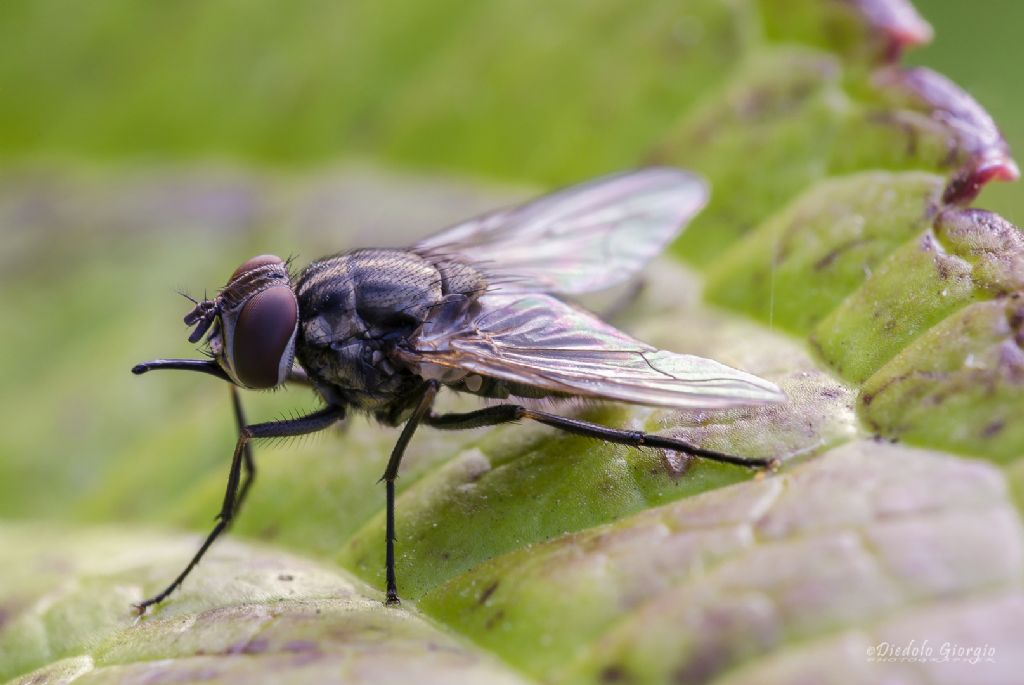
[176,289,200,305]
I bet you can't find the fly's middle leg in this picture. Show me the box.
[378,380,439,606]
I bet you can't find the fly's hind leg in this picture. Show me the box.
[134,405,345,615]
[425,405,779,470]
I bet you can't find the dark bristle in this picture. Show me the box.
[177,289,200,305]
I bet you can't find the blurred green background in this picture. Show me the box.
[0,0,1020,219]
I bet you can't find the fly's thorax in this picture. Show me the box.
[295,249,487,345]
[296,249,440,340]
[185,255,299,389]
[292,248,486,406]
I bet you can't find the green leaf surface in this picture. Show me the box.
[0,525,529,685]
[2,1,1023,684]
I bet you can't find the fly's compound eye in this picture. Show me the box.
[228,284,299,389]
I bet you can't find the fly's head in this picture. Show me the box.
[185,255,299,389]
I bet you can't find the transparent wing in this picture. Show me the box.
[413,168,708,295]
[406,293,785,409]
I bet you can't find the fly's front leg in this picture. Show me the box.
[380,381,439,606]
[132,358,232,382]
[132,358,316,388]
[134,404,345,615]
[135,359,316,515]
[426,405,779,469]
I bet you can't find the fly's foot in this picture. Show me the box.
[752,457,782,480]
[132,599,156,617]
[385,591,402,607]
[133,589,172,616]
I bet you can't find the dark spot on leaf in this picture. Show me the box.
[861,371,913,407]
[278,574,294,582]
[465,466,487,484]
[813,238,869,272]
[138,664,221,684]
[225,638,270,655]
[1009,305,1024,348]
[478,580,499,605]
[672,651,729,684]
[485,609,505,630]
[867,112,921,159]
[242,638,270,654]
[283,639,319,653]
[600,665,630,683]
[982,420,1005,437]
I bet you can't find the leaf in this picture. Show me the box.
[421,441,1023,684]
[0,524,529,685]
[2,1,1023,684]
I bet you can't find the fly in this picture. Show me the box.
[131,167,786,613]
